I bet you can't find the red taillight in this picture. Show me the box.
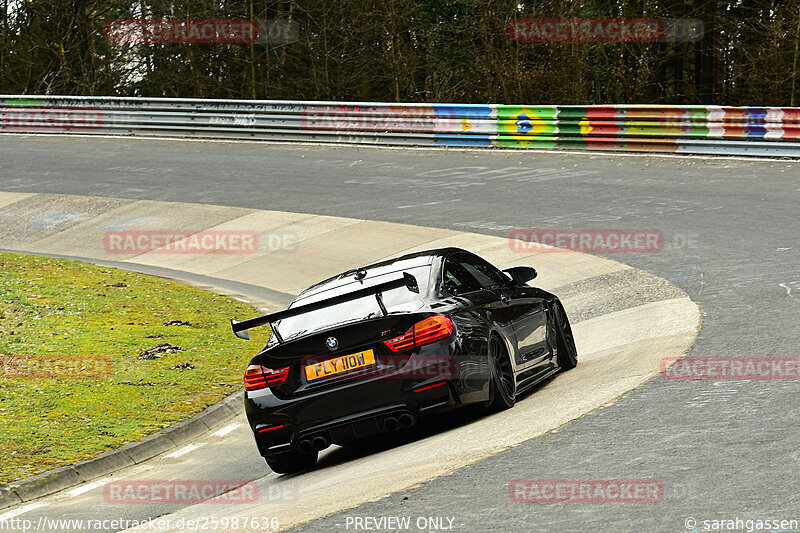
[414,315,454,346]
[383,315,454,352]
[413,381,448,393]
[257,424,286,433]
[244,365,290,391]
[383,331,415,352]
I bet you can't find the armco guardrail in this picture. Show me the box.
[2,95,800,157]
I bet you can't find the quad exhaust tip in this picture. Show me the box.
[298,415,417,452]
[398,413,415,429]
[383,414,416,432]
[383,417,399,432]
[297,439,314,454]
[298,435,330,453]
[312,435,330,451]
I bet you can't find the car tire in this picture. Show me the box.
[486,336,516,412]
[554,301,578,370]
[265,450,318,474]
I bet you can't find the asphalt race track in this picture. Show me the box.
[1,136,798,532]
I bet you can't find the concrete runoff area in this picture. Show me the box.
[0,191,698,532]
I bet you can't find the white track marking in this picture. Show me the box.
[779,283,793,298]
[211,423,242,438]
[0,503,46,521]
[164,443,206,458]
[396,199,462,209]
[36,465,154,507]
[687,383,742,408]
[66,479,108,497]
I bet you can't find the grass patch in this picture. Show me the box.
[0,252,270,484]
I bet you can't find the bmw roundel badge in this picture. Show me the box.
[326,337,338,351]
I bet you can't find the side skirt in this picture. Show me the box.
[515,366,560,396]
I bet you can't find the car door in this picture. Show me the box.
[452,253,550,372]
[502,284,550,371]
[439,255,501,400]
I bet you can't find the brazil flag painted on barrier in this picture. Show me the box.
[497,105,558,148]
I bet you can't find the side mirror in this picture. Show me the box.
[502,266,537,286]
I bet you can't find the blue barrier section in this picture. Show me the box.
[433,105,493,146]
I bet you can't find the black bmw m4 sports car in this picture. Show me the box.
[231,247,577,474]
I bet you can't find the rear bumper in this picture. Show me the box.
[245,354,462,456]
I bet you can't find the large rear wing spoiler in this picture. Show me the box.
[230,272,419,342]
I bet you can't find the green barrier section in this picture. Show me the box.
[497,105,558,148]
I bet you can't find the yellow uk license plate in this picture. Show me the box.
[304,349,376,382]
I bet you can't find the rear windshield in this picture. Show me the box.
[271,265,432,342]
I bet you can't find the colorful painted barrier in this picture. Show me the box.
[1,96,799,157]
[496,105,800,153]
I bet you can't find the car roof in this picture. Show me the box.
[294,247,465,302]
